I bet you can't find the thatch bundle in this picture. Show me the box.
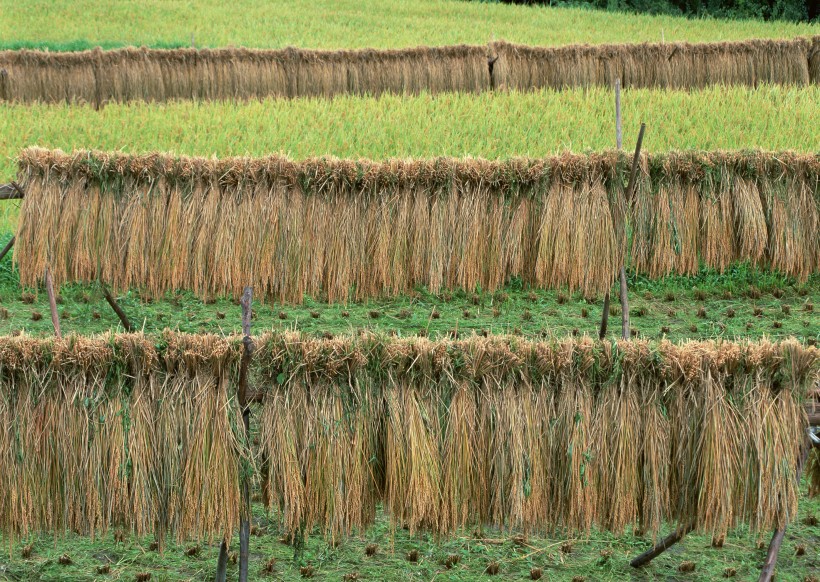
[14,148,820,302]
[1,37,819,104]
[0,332,816,542]
[490,37,815,91]
[0,45,489,103]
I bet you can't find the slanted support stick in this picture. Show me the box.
[0,235,15,263]
[44,267,61,337]
[101,284,133,331]
[620,121,646,340]
[758,444,812,582]
[630,522,694,567]
[214,539,229,582]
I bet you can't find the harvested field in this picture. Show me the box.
[0,332,815,542]
[1,37,819,103]
[14,148,820,302]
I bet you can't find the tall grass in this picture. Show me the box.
[0,85,817,182]
[1,0,816,49]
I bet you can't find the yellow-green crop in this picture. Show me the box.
[0,85,817,182]
[1,0,816,50]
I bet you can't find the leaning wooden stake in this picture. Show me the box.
[0,235,15,263]
[214,539,229,582]
[44,267,61,337]
[758,444,812,582]
[630,522,695,567]
[101,285,133,331]
[620,122,645,339]
[238,286,255,582]
[599,78,622,339]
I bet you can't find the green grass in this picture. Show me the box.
[0,0,816,50]
[0,232,816,341]
[1,85,818,182]
[1,488,818,581]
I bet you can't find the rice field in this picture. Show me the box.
[1,1,819,581]
[2,0,816,50]
[0,85,818,183]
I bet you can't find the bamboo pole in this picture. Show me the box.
[238,286,254,582]
[599,78,622,339]
[44,267,61,337]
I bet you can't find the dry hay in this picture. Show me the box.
[1,37,818,104]
[0,331,815,543]
[490,37,814,91]
[14,148,820,303]
[0,45,490,104]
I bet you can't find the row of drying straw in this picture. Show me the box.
[0,332,816,542]
[1,37,818,103]
[14,148,820,302]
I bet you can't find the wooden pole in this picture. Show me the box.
[101,284,133,331]
[630,522,694,567]
[620,122,646,340]
[238,286,254,582]
[615,78,622,149]
[44,267,61,337]
[599,78,622,340]
[758,529,786,582]
[0,182,25,199]
[757,444,812,582]
[0,235,14,263]
[214,539,229,582]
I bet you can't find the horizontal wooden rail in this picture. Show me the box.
[0,183,24,199]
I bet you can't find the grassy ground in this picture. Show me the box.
[0,233,816,342]
[1,85,819,182]
[1,488,817,581]
[1,0,816,50]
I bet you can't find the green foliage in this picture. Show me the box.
[491,0,815,22]
[1,487,818,580]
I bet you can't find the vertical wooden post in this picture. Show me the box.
[238,287,254,582]
[44,267,61,337]
[599,78,623,340]
[615,78,622,150]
